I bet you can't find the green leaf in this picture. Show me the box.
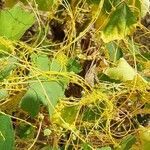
[106,42,123,62]
[52,105,79,125]
[101,3,137,43]
[33,81,65,114]
[31,53,67,72]
[21,80,65,116]
[31,54,50,71]
[61,106,78,124]
[67,58,82,74]
[50,59,63,72]
[90,0,120,30]
[104,58,136,82]
[116,135,136,150]
[0,114,15,150]
[22,53,68,117]
[20,89,40,117]
[35,0,54,11]
[0,4,35,40]
[0,57,17,81]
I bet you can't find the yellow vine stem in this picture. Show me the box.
[0,111,36,128]
[27,113,44,150]
[0,90,26,113]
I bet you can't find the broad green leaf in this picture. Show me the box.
[22,53,68,116]
[21,80,65,116]
[0,114,15,150]
[31,54,50,71]
[90,0,120,29]
[50,59,63,72]
[52,105,79,125]
[20,89,40,117]
[31,53,67,72]
[0,57,17,81]
[67,58,82,74]
[30,81,65,112]
[51,52,68,72]
[106,42,123,62]
[101,3,137,43]
[116,135,136,150]
[60,106,78,124]
[35,0,54,11]
[105,58,136,82]
[49,56,68,76]
[0,4,35,40]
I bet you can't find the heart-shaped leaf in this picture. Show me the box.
[20,80,66,116]
[0,114,15,150]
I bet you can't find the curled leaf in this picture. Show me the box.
[105,58,136,82]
